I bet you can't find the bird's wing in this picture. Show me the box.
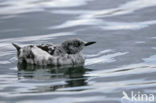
[37,44,56,55]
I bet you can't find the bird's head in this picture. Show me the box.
[61,38,96,54]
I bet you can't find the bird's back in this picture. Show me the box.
[37,44,66,56]
[36,44,85,66]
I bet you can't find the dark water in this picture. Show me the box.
[1,0,156,103]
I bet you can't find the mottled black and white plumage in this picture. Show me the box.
[12,38,96,66]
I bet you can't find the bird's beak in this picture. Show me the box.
[85,41,96,46]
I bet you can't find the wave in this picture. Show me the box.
[0,0,93,15]
[50,0,156,30]
[85,51,127,65]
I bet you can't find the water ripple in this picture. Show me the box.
[101,20,156,30]
[0,0,93,15]
[0,0,156,103]
[85,52,128,65]
[50,0,156,30]
[85,63,156,77]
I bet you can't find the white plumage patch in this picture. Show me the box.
[31,46,52,65]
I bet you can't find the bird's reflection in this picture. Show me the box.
[17,63,92,92]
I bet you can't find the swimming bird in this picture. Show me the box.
[12,38,96,66]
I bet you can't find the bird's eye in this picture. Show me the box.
[75,42,80,47]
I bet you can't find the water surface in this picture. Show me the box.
[1,0,156,103]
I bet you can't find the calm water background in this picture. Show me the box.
[0,0,156,103]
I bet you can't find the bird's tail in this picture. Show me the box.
[12,43,21,51]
